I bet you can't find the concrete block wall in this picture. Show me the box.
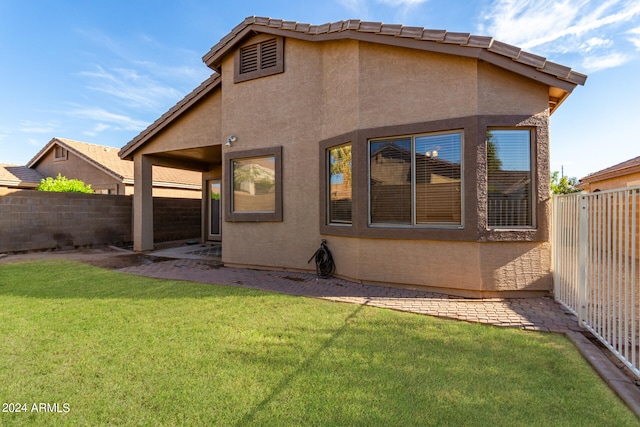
[0,190,132,252]
[153,197,201,243]
[0,190,202,253]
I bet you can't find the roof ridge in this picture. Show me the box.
[202,16,587,87]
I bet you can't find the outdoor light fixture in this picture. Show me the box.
[226,135,237,147]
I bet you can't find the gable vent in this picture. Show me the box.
[235,36,284,83]
[260,39,278,69]
[240,44,259,74]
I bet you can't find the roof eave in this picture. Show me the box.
[119,73,221,160]
[203,17,586,94]
[580,164,640,184]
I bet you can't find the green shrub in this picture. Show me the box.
[37,173,94,193]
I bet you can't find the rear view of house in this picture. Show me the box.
[120,17,586,297]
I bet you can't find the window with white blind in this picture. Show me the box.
[369,131,462,227]
[328,143,352,224]
[487,129,533,227]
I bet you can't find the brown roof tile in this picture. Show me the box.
[443,32,471,44]
[398,26,424,38]
[359,21,383,33]
[0,164,44,186]
[466,35,493,49]
[419,29,447,41]
[541,60,572,79]
[380,24,403,36]
[488,40,521,59]
[515,51,546,68]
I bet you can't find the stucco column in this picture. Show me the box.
[133,154,154,251]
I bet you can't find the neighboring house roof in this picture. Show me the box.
[0,164,44,188]
[29,137,201,189]
[120,17,586,161]
[579,155,640,184]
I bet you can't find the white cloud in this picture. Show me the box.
[18,120,61,134]
[336,0,370,17]
[629,26,640,49]
[79,65,181,111]
[376,0,428,5]
[65,107,148,132]
[579,37,612,52]
[582,51,631,70]
[480,0,640,71]
[335,0,429,21]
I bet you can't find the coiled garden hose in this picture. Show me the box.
[307,239,335,279]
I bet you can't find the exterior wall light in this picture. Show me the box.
[226,135,237,147]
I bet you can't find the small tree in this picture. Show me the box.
[550,171,581,195]
[37,174,94,194]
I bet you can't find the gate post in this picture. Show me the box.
[578,195,589,327]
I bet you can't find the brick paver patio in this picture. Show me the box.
[119,258,583,334]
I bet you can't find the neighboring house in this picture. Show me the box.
[578,155,640,192]
[28,137,202,198]
[119,17,586,297]
[0,165,44,190]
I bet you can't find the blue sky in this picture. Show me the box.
[1,0,638,180]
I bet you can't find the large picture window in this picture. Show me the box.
[225,146,282,222]
[487,129,532,227]
[328,143,352,224]
[369,131,462,227]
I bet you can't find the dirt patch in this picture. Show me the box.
[0,248,173,270]
[82,253,175,269]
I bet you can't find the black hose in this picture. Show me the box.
[307,239,335,279]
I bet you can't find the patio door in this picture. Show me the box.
[208,180,221,240]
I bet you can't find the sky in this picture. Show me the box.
[0,0,638,180]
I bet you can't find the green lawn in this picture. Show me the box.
[0,260,637,426]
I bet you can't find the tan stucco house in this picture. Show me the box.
[28,137,202,198]
[120,17,586,297]
[578,155,640,192]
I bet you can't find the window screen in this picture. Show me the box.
[232,156,276,213]
[328,144,352,224]
[487,129,532,227]
[369,131,462,227]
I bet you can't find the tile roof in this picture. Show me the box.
[30,138,202,188]
[579,155,640,183]
[203,16,587,87]
[0,164,44,187]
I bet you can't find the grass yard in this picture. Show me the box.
[0,260,638,426]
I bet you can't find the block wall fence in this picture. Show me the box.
[0,189,201,253]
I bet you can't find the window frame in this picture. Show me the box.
[234,34,284,84]
[54,146,68,162]
[224,146,282,222]
[367,130,464,229]
[486,127,535,230]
